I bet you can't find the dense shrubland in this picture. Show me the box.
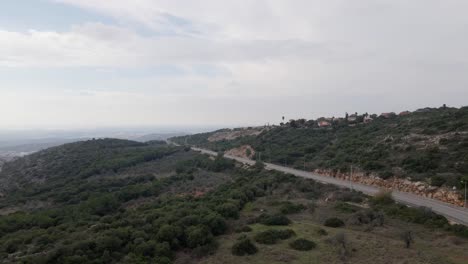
[0,139,331,263]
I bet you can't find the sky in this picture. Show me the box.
[1,0,468,130]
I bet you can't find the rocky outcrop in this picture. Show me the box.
[314,169,464,207]
[225,145,256,159]
[208,128,264,142]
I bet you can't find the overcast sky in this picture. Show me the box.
[1,0,467,130]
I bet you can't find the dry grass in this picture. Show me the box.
[197,192,468,264]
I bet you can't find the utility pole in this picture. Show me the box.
[350,165,354,191]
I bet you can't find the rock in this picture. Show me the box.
[314,168,463,207]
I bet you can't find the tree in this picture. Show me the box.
[216,203,239,219]
[186,226,213,248]
[253,161,265,172]
[203,214,227,235]
[156,224,180,244]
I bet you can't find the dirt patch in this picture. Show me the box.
[208,128,264,142]
[401,131,468,149]
[225,145,255,159]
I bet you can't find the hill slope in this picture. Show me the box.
[0,139,179,195]
[1,139,468,263]
[172,106,468,188]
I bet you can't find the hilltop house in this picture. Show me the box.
[364,115,373,123]
[348,114,357,123]
[380,112,396,119]
[399,111,411,116]
[318,120,331,127]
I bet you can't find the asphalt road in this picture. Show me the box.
[191,147,468,226]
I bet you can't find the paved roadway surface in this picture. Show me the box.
[190,147,468,226]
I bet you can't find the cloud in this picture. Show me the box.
[0,21,332,68]
[1,0,468,129]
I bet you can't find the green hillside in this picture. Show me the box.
[0,139,468,263]
[172,106,468,187]
[0,139,179,194]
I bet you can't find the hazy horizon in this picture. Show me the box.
[2,1,468,130]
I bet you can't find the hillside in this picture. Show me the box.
[0,139,180,195]
[0,139,468,263]
[171,106,468,189]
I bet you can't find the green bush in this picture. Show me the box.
[324,217,345,228]
[289,238,316,251]
[235,226,253,233]
[257,214,291,226]
[279,202,306,214]
[231,238,257,256]
[316,228,328,236]
[254,229,295,244]
[430,175,446,187]
[334,202,359,213]
[448,224,468,238]
[186,225,213,248]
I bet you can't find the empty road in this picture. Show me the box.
[191,147,468,225]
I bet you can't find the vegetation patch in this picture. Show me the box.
[334,202,359,213]
[324,217,345,228]
[234,226,253,233]
[289,238,316,251]
[279,201,306,214]
[254,229,296,244]
[257,214,291,226]
[231,238,257,256]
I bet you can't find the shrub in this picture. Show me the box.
[203,214,227,235]
[192,241,218,257]
[235,226,252,233]
[336,191,363,203]
[347,210,384,227]
[254,229,295,244]
[231,238,257,256]
[279,202,306,214]
[316,228,328,236]
[289,238,316,251]
[324,217,345,228]
[216,203,240,219]
[186,226,213,249]
[257,214,291,226]
[430,175,446,187]
[449,224,468,238]
[334,202,359,213]
[380,170,393,180]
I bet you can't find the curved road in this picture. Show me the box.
[191,147,468,226]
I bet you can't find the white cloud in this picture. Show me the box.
[1,0,468,129]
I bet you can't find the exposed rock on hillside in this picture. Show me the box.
[225,145,256,159]
[315,169,463,206]
[208,128,264,142]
